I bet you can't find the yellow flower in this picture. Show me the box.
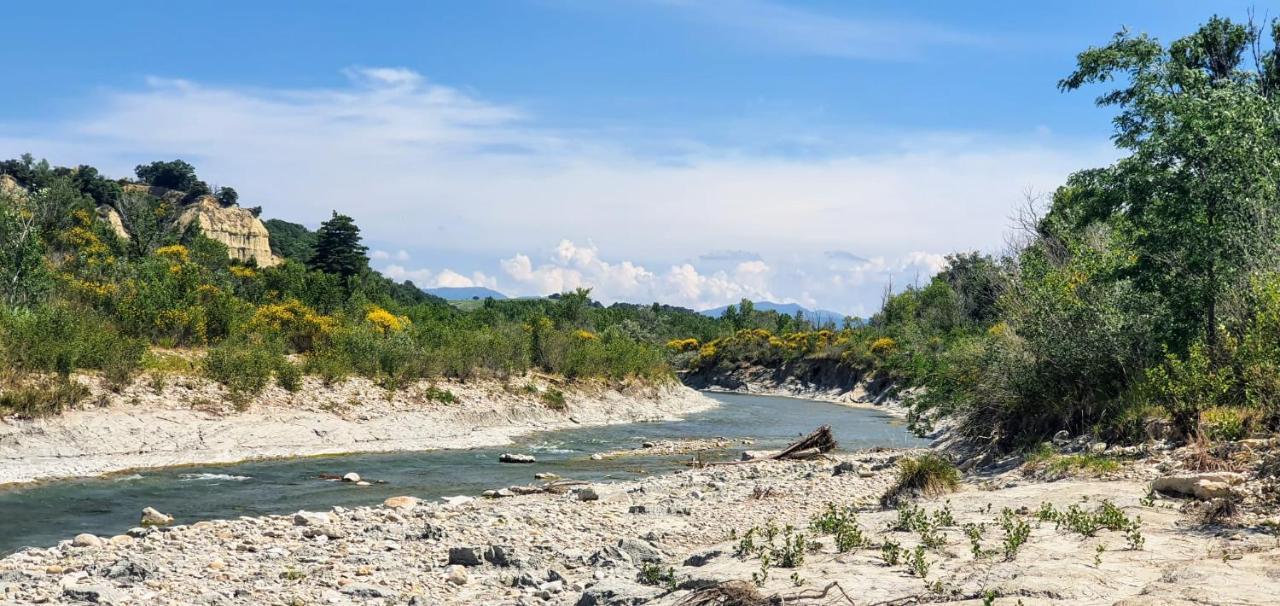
[573,329,599,341]
[155,244,190,263]
[229,266,258,279]
[869,337,897,357]
[366,305,410,333]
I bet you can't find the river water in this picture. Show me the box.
[0,392,926,553]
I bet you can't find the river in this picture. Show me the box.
[0,392,926,553]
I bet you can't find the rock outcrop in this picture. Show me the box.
[95,205,130,241]
[174,196,281,267]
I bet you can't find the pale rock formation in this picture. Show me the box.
[174,196,281,267]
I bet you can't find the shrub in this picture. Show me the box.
[881,453,960,506]
[542,387,567,411]
[1199,406,1258,442]
[276,359,303,392]
[204,338,285,407]
[0,379,90,417]
[0,305,146,384]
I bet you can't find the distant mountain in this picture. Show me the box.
[700,301,851,326]
[423,286,508,301]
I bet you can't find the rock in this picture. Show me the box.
[642,441,656,448]
[615,538,662,564]
[302,526,347,540]
[62,582,125,605]
[589,545,633,567]
[173,196,280,267]
[1089,442,1108,454]
[1052,430,1071,446]
[444,565,468,586]
[484,545,519,567]
[857,465,875,478]
[99,557,155,580]
[208,560,226,571]
[500,453,537,464]
[383,496,419,510]
[590,453,605,461]
[108,535,133,546]
[578,487,600,502]
[449,546,484,566]
[740,450,773,461]
[535,472,560,480]
[340,584,386,598]
[293,511,332,526]
[628,505,647,514]
[682,549,722,567]
[72,533,102,548]
[574,578,662,606]
[441,495,474,508]
[832,461,857,475]
[1152,472,1246,500]
[342,472,361,483]
[140,507,174,526]
[355,481,371,486]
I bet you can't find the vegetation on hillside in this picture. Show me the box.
[684,16,1280,453]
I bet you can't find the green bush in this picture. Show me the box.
[881,453,960,506]
[276,359,303,392]
[204,339,285,406]
[542,387,567,411]
[0,305,146,384]
[0,378,90,417]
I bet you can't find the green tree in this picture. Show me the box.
[308,211,369,279]
[134,159,210,195]
[1060,16,1280,351]
[0,189,50,307]
[214,186,239,207]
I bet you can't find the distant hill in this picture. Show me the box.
[424,286,508,301]
[700,301,850,326]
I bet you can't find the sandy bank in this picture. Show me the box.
[0,375,718,486]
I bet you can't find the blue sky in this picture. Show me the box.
[0,1,1261,315]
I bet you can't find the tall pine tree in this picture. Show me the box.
[308,211,369,279]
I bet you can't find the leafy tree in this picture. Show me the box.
[0,188,50,307]
[1060,16,1280,351]
[134,159,210,196]
[114,190,177,258]
[214,186,239,207]
[308,211,369,279]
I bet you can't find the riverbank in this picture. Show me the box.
[683,363,908,418]
[0,374,718,486]
[5,443,1279,605]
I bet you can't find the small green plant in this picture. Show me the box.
[931,500,956,527]
[1139,490,1156,507]
[1000,508,1030,561]
[1125,518,1145,550]
[789,572,805,587]
[280,567,307,581]
[422,385,457,404]
[907,545,930,578]
[542,387,567,411]
[890,503,928,532]
[810,502,866,552]
[751,554,770,587]
[963,522,988,558]
[0,378,90,417]
[774,526,807,568]
[1094,543,1106,566]
[638,562,677,590]
[982,589,998,606]
[880,540,902,566]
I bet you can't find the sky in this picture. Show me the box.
[0,1,1262,316]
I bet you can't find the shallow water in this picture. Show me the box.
[0,392,926,553]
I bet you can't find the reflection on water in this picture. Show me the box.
[0,392,925,553]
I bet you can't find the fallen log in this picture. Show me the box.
[705,425,837,466]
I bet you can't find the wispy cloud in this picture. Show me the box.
[652,0,992,60]
[0,67,1110,313]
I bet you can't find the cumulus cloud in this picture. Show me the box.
[0,67,1113,313]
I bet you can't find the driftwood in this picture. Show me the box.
[706,425,837,466]
[676,580,855,606]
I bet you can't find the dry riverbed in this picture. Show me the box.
[0,375,717,486]
[5,440,1280,605]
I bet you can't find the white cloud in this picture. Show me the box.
[370,249,410,261]
[0,67,1113,313]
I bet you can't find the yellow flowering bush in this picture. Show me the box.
[248,299,336,351]
[869,336,898,357]
[665,338,700,352]
[573,329,599,341]
[366,305,410,334]
[229,266,258,279]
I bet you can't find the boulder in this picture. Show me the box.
[140,507,174,526]
[292,511,332,527]
[578,487,600,502]
[499,453,536,464]
[484,545,520,567]
[615,538,662,564]
[444,565,468,586]
[383,496,419,510]
[1152,472,1246,500]
[72,534,102,548]
[575,578,662,606]
[62,582,125,605]
[448,546,484,566]
[341,472,361,483]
